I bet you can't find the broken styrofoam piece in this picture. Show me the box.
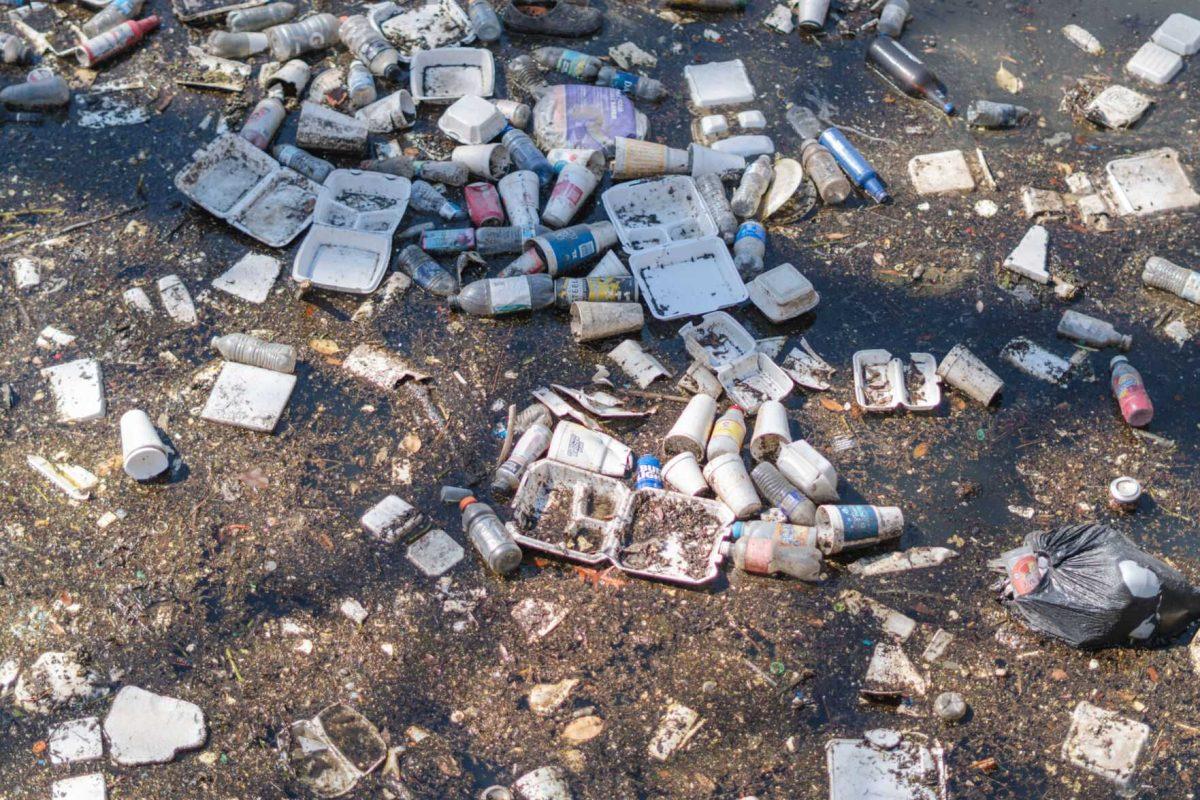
[1001,337,1071,384]
[49,717,103,764]
[827,731,946,800]
[629,236,747,321]
[122,287,154,314]
[103,686,207,766]
[1003,224,1049,284]
[409,46,495,102]
[847,547,958,577]
[852,350,940,412]
[551,384,651,420]
[839,590,916,641]
[607,339,669,388]
[648,702,703,761]
[200,362,297,432]
[360,494,429,544]
[41,358,106,422]
[609,41,657,70]
[286,703,387,797]
[13,256,42,288]
[342,344,428,391]
[716,353,792,413]
[213,253,280,303]
[1062,701,1149,789]
[608,488,733,584]
[1020,186,1066,220]
[1125,41,1183,85]
[780,340,835,391]
[406,529,464,576]
[684,60,755,108]
[908,150,976,195]
[764,4,794,34]
[27,455,99,501]
[157,274,198,325]
[373,0,476,62]
[1152,13,1200,56]
[14,652,106,713]
[52,774,106,800]
[36,325,76,349]
[1106,148,1200,217]
[339,597,368,624]
[862,642,928,699]
[1085,85,1152,129]
[513,766,573,800]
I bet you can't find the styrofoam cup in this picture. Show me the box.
[664,393,717,458]
[937,343,1004,406]
[569,301,644,343]
[542,162,599,228]
[702,452,762,519]
[815,504,904,553]
[612,137,688,180]
[546,147,607,177]
[120,409,169,480]
[750,399,791,461]
[776,439,838,503]
[498,170,541,234]
[661,451,710,497]
[797,0,831,30]
[452,143,511,180]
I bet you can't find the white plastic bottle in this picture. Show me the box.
[706,405,746,460]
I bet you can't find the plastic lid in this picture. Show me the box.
[1110,476,1141,504]
[1109,355,1128,368]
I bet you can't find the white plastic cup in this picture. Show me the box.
[936,344,1004,406]
[689,143,747,178]
[664,393,717,458]
[120,409,169,480]
[546,421,632,477]
[815,504,904,553]
[797,0,831,31]
[546,147,607,177]
[750,399,791,461]
[612,137,688,180]
[775,439,838,503]
[542,162,599,228]
[661,451,710,497]
[569,301,644,342]
[702,452,762,519]
[452,143,511,180]
[498,170,541,235]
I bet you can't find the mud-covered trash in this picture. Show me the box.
[48,716,103,764]
[14,652,106,714]
[50,773,106,800]
[285,703,387,797]
[648,701,703,761]
[200,361,297,432]
[27,455,99,501]
[1106,147,1200,217]
[1084,85,1152,129]
[342,344,430,391]
[847,547,957,577]
[827,729,945,800]
[1061,701,1149,789]
[907,149,975,195]
[1001,337,1071,384]
[360,494,430,545]
[528,678,579,716]
[999,523,1200,649]
[41,358,106,422]
[512,766,573,800]
[861,641,927,700]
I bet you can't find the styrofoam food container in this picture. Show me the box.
[628,236,748,321]
[410,47,495,102]
[437,95,506,145]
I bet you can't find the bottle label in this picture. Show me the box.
[712,417,746,444]
[635,460,663,490]
[779,490,808,520]
[735,221,766,243]
[548,178,584,206]
[1112,370,1141,401]
[541,229,596,275]
[556,50,592,78]
[776,524,816,549]
[489,277,533,314]
[606,70,639,93]
[835,505,880,541]
[421,228,474,253]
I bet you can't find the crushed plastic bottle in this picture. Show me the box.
[732,221,766,278]
[506,54,549,100]
[502,127,556,188]
[706,405,746,460]
[877,0,909,38]
[1109,356,1153,427]
[596,66,666,101]
[347,61,377,108]
[533,46,602,79]
[866,36,953,115]
[206,31,268,58]
[266,13,340,61]
[492,422,552,494]
[965,100,1031,128]
[239,96,285,150]
[695,173,738,242]
[273,144,334,183]
[449,275,555,316]
[76,15,159,67]
[750,462,817,525]
[730,155,773,217]
[410,180,468,221]
[1056,310,1132,350]
[228,2,296,32]
[460,496,523,575]
[81,0,143,38]
[1142,256,1200,305]
[722,536,822,581]
[819,128,890,203]
[397,244,457,296]
[212,333,296,373]
[468,0,502,43]
[339,15,404,82]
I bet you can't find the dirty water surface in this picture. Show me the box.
[3,0,1200,799]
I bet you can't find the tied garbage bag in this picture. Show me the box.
[1000,523,1200,649]
[533,85,649,153]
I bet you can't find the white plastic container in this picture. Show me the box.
[1125,41,1183,85]
[547,421,632,477]
[437,94,506,144]
[699,114,728,138]
[661,451,710,497]
[601,176,717,251]
[748,263,819,322]
[776,439,838,503]
[452,143,511,179]
[750,399,790,461]
[1151,13,1200,57]
[628,236,748,321]
[715,353,792,413]
[664,393,717,458]
[120,409,169,480]
[702,452,762,519]
[852,350,941,412]
[679,311,756,370]
[509,458,627,565]
[684,59,756,108]
[409,46,495,102]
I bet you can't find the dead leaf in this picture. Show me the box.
[309,338,340,355]
[819,397,843,413]
[402,433,422,453]
[995,65,1024,94]
[913,442,929,458]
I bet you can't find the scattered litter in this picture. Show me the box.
[51,774,106,800]
[827,730,946,800]
[607,340,669,388]
[200,362,297,432]
[648,702,703,761]
[1106,148,1200,217]
[48,717,103,764]
[342,344,429,390]
[907,150,975,195]
[848,547,957,577]
[406,529,464,576]
[285,703,386,797]
[41,359,106,422]
[1062,701,1149,789]
[1003,224,1049,284]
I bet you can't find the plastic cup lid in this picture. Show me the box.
[1110,476,1142,503]
[124,445,169,481]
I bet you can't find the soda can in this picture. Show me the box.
[465,182,505,228]
[635,454,664,490]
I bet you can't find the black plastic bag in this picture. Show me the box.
[1000,523,1200,649]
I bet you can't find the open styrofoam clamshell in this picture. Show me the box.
[716,352,793,413]
[410,47,495,102]
[679,311,756,370]
[174,133,319,248]
[509,459,628,566]
[852,349,941,412]
[370,0,475,63]
[628,236,748,321]
[604,488,734,587]
[292,169,410,294]
[601,176,717,253]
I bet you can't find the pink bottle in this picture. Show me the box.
[1110,356,1153,427]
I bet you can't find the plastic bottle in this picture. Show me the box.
[266,13,340,61]
[476,225,540,255]
[695,173,738,242]
[1142,256,1200,305]
[421,227,475,255]
[361,156,469,186]
[635,454,664,490]
[460,497,523,575]
[730,519,819,549]
[0,73,69,108]
[81,0,143,38]
[1,32,31,65]
[877,0,909,38]
[595,66,666,101]
[866,36,953,114]
[798,140,851,204]
[76,15,159,67]
[494,98,532,129]
[272,144,334,183]
[228,3,296,32]
[506,54,549,100]
[397,245,457,296]
[553,276,638,307]
[706,405,746,460]
[513,402,552,436]
[450,275,554,316]
[965,100,1031,129]
[732,221,766,278]
[307,67,345,105]
[502,127,556,189]
[339,15,403,82]
[721,536,822,581]
[1056,310,1131,350]
[1109,356,1153,427]
[347,61,377,108]
[206,31,268,58]
[410,180,467,221]
[212,333,296,373]
[750,462,817,525]
[468,0,502,43]
[492,422,552,494]
[818,128,889,203]
[730,155,773,218]
[239,96,285,149]
[533,46,602,79]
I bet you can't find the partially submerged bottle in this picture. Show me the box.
[273,144,334,183]
[397,244,457,296]
[533,46,602,79]
[82,0,143,38]
[818,128,890,203]
[228,2,296,31]
[491,422,553,495]
[750,462,817,525]
[468,0,502,43]
[266,13,340,61]
[1056,310,1132,350]
[706,405,746,460]
[866,36,953,115]
[449,275,555,316]
[695,173,738,242]
[212,333,296,373]
[502,127,555,188]
[730,155,773,217]
[362,156,469,186]
[460,496,523,575]
[410,180,468,221]
[1109,356,1153,428]
[339,15,404,82]
[206,31,268,59]
[76,15,159,67]
[799,140,851,204]
[347,61,377,108]
[596,66,666,101]
[876,0,909,38]
[1142,256,1200,305]
[0,71,69,108]
[965,100,1031,129]
[721,536,822,581]
[732,221,766,278]
[239,96,285,149]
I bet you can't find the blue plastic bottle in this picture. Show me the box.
[818,128,890,204]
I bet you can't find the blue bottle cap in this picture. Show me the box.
[731,521,745,540]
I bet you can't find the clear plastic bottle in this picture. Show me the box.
[533,46,602,79]
[239,96,285,149]
[1109,356,1154,428]
[212,333,296,373]
[397,245,457,296]
[513,402,552,435]
[491,422,552,494]
[415,161,470,186]
[347,61,377,108]
[799,140,851,204]
[595,66,666,101]
[866,36,954,115]
[877,0,909,37]
[706,405,746,460]
[730,519,820,550]
[502,127,556,189]
[206,31,268,58]
[476,225,539,255]
[731,156,772,218]
[695,173,738,242]
[494,98,532,129]
[228,2,296,32]
[272,144,334,183]
[410,180,467,221]
[468,0,502,43]
[732,221,766,278]
[449,275,554,316]
[82,0,143,38]
[750,462,817,525]
[0,73,69,108]
[506,54,549,100]
[1142,256,1200,305]
[1,32,32,65]
[460,496,523,575]
[1056,310,1132,350]
[721,536,822,581]
[339,15,404,82]
[265,13,341,61]
[965,100,1031,129]
[553,276,638,307]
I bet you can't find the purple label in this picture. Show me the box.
[561,85,638,150]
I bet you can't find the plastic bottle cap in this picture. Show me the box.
[458,496,478,511]
[942,102,955,114]
[731,521,745,540]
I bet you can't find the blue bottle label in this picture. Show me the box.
[542,229,597,274]
[607,70,640,93]
[735,221,766,243]
[836,505,881,541]
[421,228,475,253]
[779,490,807,519]
[413,260,447,289]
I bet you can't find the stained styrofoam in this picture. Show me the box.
[409,47,495,102]
[628,236,747,321]
[679,311,756,369]
[372,0,476,62]
[715,352,792,413]
[1125,40,1183,85]
[510,459,627,566]
[605,488,734,586]
[601,176,718,252]
[437,94,506,144]
[852,350,941,412]
[1152,13,1200,56]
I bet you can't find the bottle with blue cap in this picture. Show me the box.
[732,222,766,278]
[865,36,954,116]
[818,128,890,204]
[635,455,664,490]
[750,462,817,525]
